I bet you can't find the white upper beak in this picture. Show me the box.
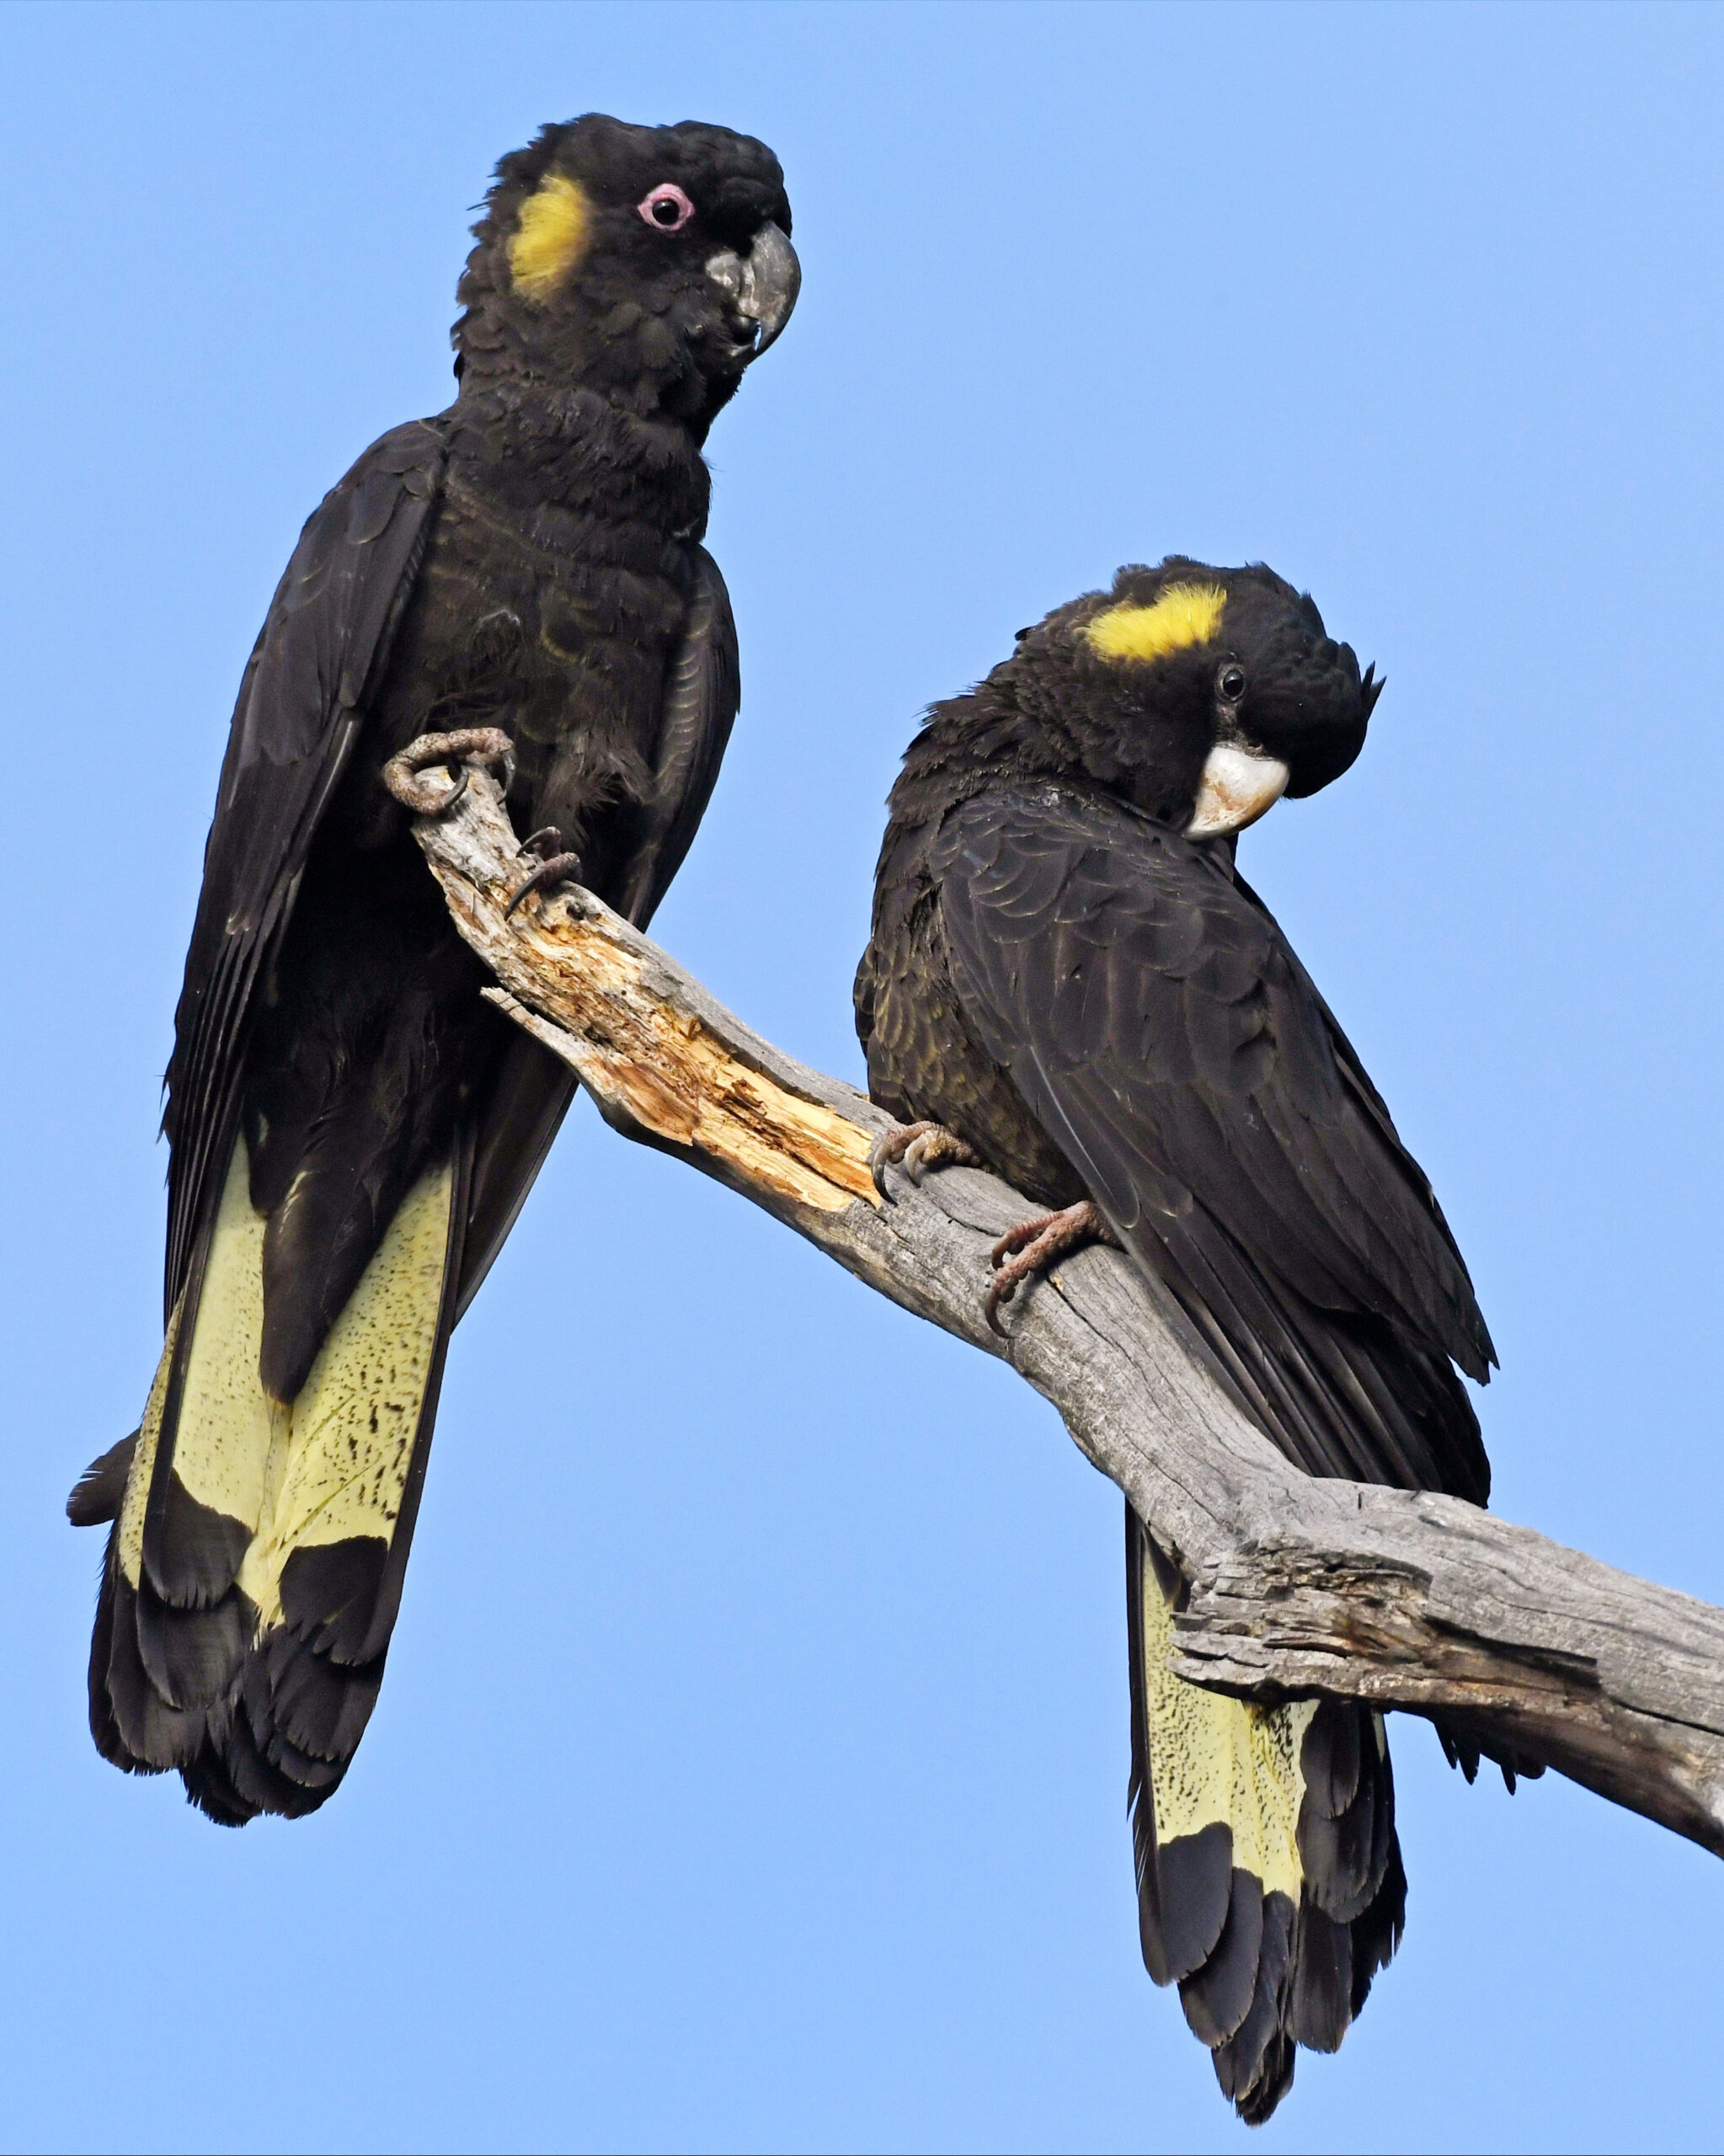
[1184,743,1291,840]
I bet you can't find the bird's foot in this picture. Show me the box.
[868,1120,984,1198]
[382,728,516,815]
[985,1200,1118,1336]
[504,829,584,920]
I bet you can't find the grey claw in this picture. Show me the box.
[504,851,583,920]
[867,1130,904,1200]
[867,1120,981,1200]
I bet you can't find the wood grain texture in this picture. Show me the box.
[394,744,1724,1860]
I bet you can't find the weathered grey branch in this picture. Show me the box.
[391,744,1724,1859]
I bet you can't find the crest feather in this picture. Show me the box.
[1086,583,1228,664]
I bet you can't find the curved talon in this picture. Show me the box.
[519,825,563,859]
[504,851,584,920]
[867,1120,980,1198]
[983,1201,1115,1337]
[867,1127,913,1198]
[382,727,516,814]
[986,1237,1049,1335]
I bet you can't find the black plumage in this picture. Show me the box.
[856,559,1500,2121]
[74,114,797,1824]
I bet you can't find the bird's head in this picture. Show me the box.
[452,114,798,437]
[1006,559,1382,837]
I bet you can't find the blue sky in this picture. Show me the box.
[3,3,1723,2150]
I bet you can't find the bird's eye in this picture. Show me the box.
[638,183,695,232]
[1218,663,1247,702]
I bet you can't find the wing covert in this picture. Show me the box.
[931,783,1494,1498]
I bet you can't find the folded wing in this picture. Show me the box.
[930,778,1492,1502]
[88,420,451,1818]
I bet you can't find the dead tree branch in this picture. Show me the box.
[389,742,1724,1860]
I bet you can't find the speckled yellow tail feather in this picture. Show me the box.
[116,1293,184,1593]
[161,1135,286,1552]
[237,1159,452,1629]
[121,1136,452,1632]
[1135,1541,1313,1901]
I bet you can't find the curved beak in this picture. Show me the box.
[705,221,801,358]
[1185,743,1291,840]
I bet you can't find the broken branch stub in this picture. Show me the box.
[387,739,1724,1860]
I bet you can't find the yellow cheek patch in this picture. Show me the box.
[1085,581,1227,665]
[508,172,591,304]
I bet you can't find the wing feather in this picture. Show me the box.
[163,419,447,1315]
[931,782,1492,1500]
[615,544,740,931]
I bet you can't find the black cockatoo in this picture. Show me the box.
[857,561,1512,2121]
[70,115,798,1825]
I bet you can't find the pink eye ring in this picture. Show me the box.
[638,183,695,232]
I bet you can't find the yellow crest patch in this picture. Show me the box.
[508,172,591,304]
[1085,581,1228,664]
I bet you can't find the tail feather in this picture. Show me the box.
[1213,1893,1295,2120]
[142,1143,281,1613]
[1179,1866,1266,2047]
[1127,1503,1405,2123]
[83,1126,465,1822]
[67,1432,137,1529]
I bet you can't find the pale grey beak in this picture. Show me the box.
[1185,743,1291,839]
[705,221,801,356]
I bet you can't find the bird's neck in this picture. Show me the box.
[885,688,1083,835]
[440,371,713,539]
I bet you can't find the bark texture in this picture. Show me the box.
[390,744,1724,1860]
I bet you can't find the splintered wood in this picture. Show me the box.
[396,738,1724,1863]
[403,769,878,1214]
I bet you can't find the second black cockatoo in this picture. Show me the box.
[856,561,1508,2122]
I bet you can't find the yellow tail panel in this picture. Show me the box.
[171,1134,287,1531]
[237,1158,453,1628]
[115,1291,184,1593]
[1134,1549,1313,1901]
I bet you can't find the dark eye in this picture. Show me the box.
[1218,663,1246,702]
[638,183,695,232]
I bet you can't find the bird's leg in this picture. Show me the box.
[868,1120,984,1197]
[985,1201,1118,1336]
[504,827,585,919]
[382,727,517,815]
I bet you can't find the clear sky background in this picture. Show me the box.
[3,3,1722,2150]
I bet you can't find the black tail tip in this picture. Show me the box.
[1228,2032,1294,2125]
